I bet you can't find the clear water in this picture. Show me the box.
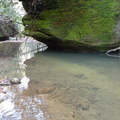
[0,43,120,120]
[23,50,120,120]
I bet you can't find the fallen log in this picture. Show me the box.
[106,47,120,57]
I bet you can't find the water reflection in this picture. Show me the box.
[0,37,47,120]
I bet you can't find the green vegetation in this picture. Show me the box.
[0,0,25,32]
[23,0,120,51]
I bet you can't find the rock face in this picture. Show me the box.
[21,0,120,52]
[0,15,19,41]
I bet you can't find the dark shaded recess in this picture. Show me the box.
[0,37,9,41]
[19,0,44,13]
[32,35,119,52]
[109,49,120,55]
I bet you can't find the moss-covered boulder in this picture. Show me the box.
[22,0,120,52]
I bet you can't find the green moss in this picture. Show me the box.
[23,0,120,51]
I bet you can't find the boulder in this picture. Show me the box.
[0,15,19,41]
[21,0,120,52]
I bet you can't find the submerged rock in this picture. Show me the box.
[35,86,56,94]
[10,78,21,84]
[20,0,120,52]
[79,101,89,111]
[0,15,19,41]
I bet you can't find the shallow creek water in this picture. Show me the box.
[0,41,120,120]
[24,51,120,120]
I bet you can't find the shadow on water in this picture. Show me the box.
[0,38,120,120]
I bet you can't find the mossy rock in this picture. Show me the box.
[22,0,120,52]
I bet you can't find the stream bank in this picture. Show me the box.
[0,37,47,119]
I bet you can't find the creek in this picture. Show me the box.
[0,40,120,120]
[1,0,120,119]
[25,50,120,120]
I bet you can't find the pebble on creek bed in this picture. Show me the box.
[10,78,21,84]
